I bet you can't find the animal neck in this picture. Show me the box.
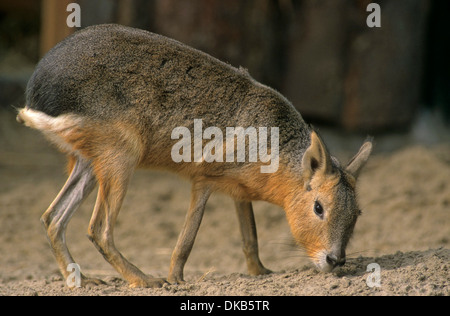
[245,163,304,209]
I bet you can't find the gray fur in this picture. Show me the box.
[27,24,311,169]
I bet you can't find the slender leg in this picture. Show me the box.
[234,200,271,275]
[168,183,211,284]
[86,162,166,288]
[40,157,102,285]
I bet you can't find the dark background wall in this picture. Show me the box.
[0,0,449,134]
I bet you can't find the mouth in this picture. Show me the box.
[313,251,346,272]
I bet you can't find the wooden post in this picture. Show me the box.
[341,0,429,132]
[284,0,429,132]
[40,0,75,57]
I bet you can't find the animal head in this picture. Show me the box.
[286,131,372,272]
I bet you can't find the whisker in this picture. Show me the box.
[346,249,378,258]
[283,253,311,259]
[268,236,296,245]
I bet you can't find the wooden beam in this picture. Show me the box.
[40,0,75,57]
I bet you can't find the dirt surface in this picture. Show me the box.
[0,109,449,296]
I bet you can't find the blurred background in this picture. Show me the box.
[0,0,449,144]
[0,2,449,292]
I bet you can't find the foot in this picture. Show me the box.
[255,267,273,275]
[81,276,106,287]
[167,273,185,285]
[129,276,168,288]
[64,274,105,288]
[248,262,272,276]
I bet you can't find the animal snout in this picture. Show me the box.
[326,253,346,268]
[314,250,346,272]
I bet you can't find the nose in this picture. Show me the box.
[326,254,346,268]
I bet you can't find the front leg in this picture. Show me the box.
[234,200,272,276]
[168,183,212,284]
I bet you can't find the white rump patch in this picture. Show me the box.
[17,107,83,155]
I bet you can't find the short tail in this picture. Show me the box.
[16,107,84,155]
[16,106,52,130]
[16,107,27,124]
[17,107,80,131]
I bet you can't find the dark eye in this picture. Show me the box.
[314,200,324,219]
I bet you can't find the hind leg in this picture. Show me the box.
[41,156,103,286]
[86,158,166,288]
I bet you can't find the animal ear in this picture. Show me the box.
[302,131,332,190]
[346,137,373,178]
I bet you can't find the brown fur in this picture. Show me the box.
[17,24,373,287]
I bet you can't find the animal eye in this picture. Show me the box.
[314,200,324,219]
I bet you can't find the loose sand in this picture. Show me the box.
[0,109,448,296]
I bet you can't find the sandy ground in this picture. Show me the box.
[0,108,448,296]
